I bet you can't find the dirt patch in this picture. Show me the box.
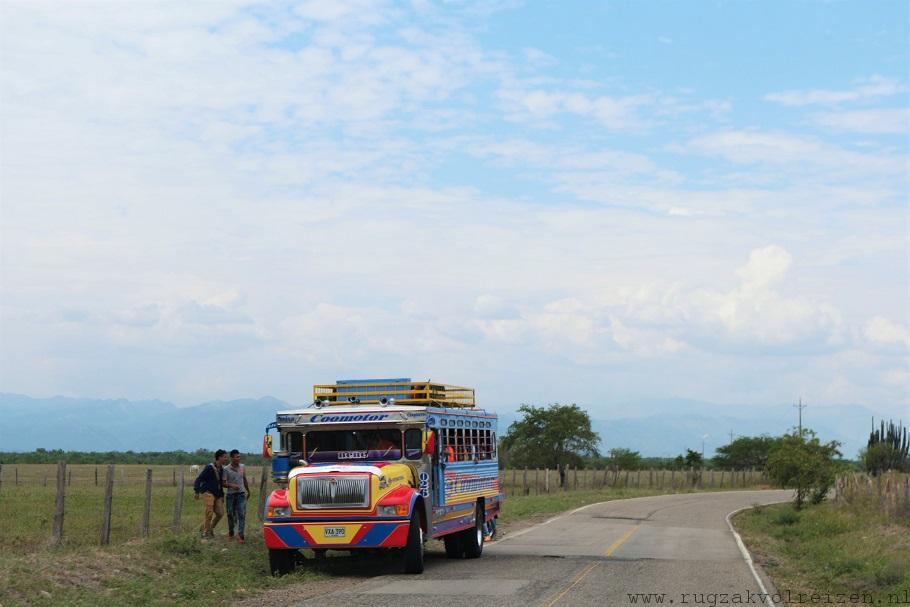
[491,513,559,541]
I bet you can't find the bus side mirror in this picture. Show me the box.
[262,434,273,459]
[424,432,436,456]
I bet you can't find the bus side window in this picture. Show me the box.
[445,429,456,462]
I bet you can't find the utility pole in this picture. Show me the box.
[729,429,734,444]
[794,398,807,437]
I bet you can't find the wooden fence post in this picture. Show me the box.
[573,466,578,490]
[172,467,176,487]
[15,467,19,485]
[141,468,152,537]
[544,468,549,493]
[100,464,114,545]
[535,468,540,494]
[67,468,72,487]
[173,466,185,532]
[52,462,66,546]
[523,467,529,495]
[94,466,98,486]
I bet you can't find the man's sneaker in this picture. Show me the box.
[237,537,245,545]
[227,534,234,541]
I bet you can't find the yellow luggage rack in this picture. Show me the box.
[313,379,475,408]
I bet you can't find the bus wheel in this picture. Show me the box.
[443,533,463,558]
[269,549,295,576]
[461,502,484,559]
[403,512,425,574]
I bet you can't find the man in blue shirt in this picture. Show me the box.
[223,449,251,543]
[193,449,226,539]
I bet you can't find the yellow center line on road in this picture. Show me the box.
[541,561,600,607]
[541,525,641,607]
[603,525,638,557]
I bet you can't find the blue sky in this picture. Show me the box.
[0,0,907,419]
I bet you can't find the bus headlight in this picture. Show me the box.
[269,506,289,517]
[378,504,408,516]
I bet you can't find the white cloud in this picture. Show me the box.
[811,108,910,134]
[864,316,910,349]
[764,76,905,106]
[495,85,726,130]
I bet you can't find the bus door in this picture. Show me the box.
[433,428,449,507]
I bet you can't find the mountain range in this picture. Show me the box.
[0,393,893,459]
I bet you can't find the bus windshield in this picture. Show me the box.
[305,429,402,462]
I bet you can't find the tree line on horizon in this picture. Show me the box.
[0,448,270,466]
[499,403,908,475]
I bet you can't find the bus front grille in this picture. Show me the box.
[296,476,370,509]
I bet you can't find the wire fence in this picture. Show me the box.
[497,466,770,495]
[0,463,274,549]
[834,471,910,520]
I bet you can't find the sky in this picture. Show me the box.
[1,0,908,418]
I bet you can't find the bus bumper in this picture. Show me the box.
[263,520,411,549]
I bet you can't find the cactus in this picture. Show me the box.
[866,418,909,474]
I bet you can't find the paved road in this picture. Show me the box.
[295,490,791,607]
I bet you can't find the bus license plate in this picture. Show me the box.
[323,527,346,538]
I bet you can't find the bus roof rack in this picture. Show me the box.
[313,378,475,408]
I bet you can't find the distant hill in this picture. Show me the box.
[0,393,888,459]
[0,393,287,453]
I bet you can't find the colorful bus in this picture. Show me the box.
[262,379,503,575]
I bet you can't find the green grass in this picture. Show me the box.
[734,500,910,603]
[0,474,274,549]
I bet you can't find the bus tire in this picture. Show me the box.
[443,533,463,558]
[461,502,484,559]
[403,512,424,574]
[268,549,295,576]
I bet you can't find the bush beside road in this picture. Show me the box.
[733,496,909,605]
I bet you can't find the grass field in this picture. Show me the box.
[0,464,274,550]
[0,464,770,607]
[733,500,910,604]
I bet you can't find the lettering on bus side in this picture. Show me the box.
[418,471,429,498]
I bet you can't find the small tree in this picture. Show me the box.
[606,448,642,471]
[684,449,703,468]
[767,430,841,509]
[500,403,600,486]
[713,435,781,469]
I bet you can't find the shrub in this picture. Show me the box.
[767,430,842,509]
